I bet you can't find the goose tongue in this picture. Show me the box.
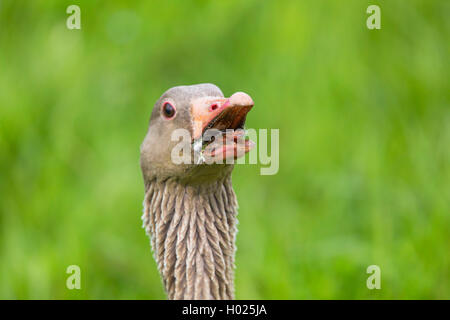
[202,128,255,162]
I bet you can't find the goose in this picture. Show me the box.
[140,83,254,300]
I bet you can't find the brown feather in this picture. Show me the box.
[142,174,237,300]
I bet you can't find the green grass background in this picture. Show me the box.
[0,0,449,299]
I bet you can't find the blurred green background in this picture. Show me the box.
[0,0,449,299]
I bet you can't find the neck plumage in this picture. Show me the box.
[142,175,238,300]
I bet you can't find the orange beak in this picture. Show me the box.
[190,92,254,141]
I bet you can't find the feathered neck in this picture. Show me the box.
[142,174,238,300]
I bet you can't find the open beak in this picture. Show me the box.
[191,92,254,140]
[191,91,255,162]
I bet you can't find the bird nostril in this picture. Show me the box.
[210,104,218,111]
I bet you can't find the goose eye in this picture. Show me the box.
[162,102,176,119]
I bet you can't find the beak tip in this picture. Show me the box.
[230,92,254,107]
